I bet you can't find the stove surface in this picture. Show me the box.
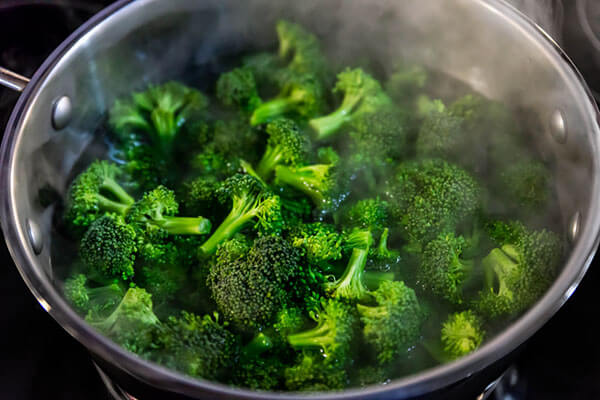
[0,1,599,399]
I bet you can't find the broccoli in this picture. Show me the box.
[89,287,160,352]
[274,307,306,337]
[474,221,563,318]
[136,260,187,308]
[123,144,172,193]
[109,81,209,156]
[385,63,428,107]
[255,118,308,180]
[216,67,262,112]
[289,222,343,269]
[356,280,424,364]
[198,174,283,256]
[441,311,485,360]
[418,232,478,305]
[496,159,551,212]
[325,199,388,301]
[287,298,356,365]
[177,175,222,218]
[126,185,211,236]
[284,350,348,391]
[250,73,324,126]
[146,311,239,381]
[64,274,125,318]
[79,214,137,281]
[64,161,135,230]
[385,159,482,246]
[309,68,392,141]
[241,52,283,91]
[415,103,466,161]
[367,228,401,271]
[208,236,301,330]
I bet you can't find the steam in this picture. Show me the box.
[507,0,564,43]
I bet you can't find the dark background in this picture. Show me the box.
[0,1,599,399]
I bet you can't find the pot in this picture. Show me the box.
[1,0,599,399]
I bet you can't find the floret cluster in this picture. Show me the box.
[60,20,564,391]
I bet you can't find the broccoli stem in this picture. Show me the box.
[482,247,517,295]
[251,98,292,126]
[256,145,283,179]
[288,320,334,349]
[329,247,369,300]
[356,303,387,319]
[155,216,212,235]
[100,179,135,206]
[309,95,361,140]
[275,164,327,206]
[97,195,131,216]
[243,333,273,358]
[363,271,395,291]
[198,203,256,256]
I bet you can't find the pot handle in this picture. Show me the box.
[0,66,30,92]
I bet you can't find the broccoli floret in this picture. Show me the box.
[474,221,563,318]
[357,281,424,364]
[136,260,187,307]
[242,52,284,90]
[415,103,466,161]
[309,68,392,141]
[385,63,428,107]
[497,159,551,212]
[109,81,209,156]
[255,118,308,180]
[354,366,391,387]
[274,147,341,209]
[126,185,211,237]
[198,174,283,256]
[441,311,485,360]
[146,311,239,381]
[208,236,301,330]
[284,350,348,391]
[89,287,160,352]
[64,161,135,230]
[233,354,285,390]
[250,73,324,126]
[123,144,172,193]
[367,228,401,271]
[274,307,306,337]
[418,232,477,305]
[80,214,137,281]
[289,222,343,269]
[216,67,262,112]
[385,159,482,245]
[64,274,125,318]
[177,175,222,217]
[287,298,356,364]
[326,199,388,301]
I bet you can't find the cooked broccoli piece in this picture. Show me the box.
[284,350,348,391]
[64,274,125,318]
[233,353,285,390]
[109,81,209,156]
[385,63,428,107]
[385,159,482,245]
[126,185,211,236]
[357,281,424,364]
[497,159,551,212]
[208,236,301,330]
[326,199,388,301]
[250,74,324,126]
[80,214,137,281]
[177,175,222,218]
[287,298,356,365]
[415,102,466,161]
[198,174,283,256]
[289,222,343,269]
[367,228,401,271]
[255,118,308,180]
[216,67,262,112]
[89,287,160,352]
[309,68,392,141]
[441,311,485,360]
[123,144,172,193]
[474,221,563,318]
[241,52,284,90]
[136,260,187,307]
[64,161,135,230]
[145,311,239,380]
[274,307,306,337]
[354,366,390,386]
[418,232,478,305]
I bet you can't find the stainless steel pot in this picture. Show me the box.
[1,0,599,399]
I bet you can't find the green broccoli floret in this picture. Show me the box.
[385,159,482,245]
[250,74,324,126]
[497,159,551,212]
[289,222,343,269]
[147,311,239,381]
[136,260,187,307]
[415,103,466,161]
[274,307,306,337]
[109,81,209,156]
[64,161,135,230]
[287,298,356,364]
[198,174,283,256]
[284,350,348,391]
[441,311,485,360]
[356,280,424,364]
[242,52,284,90]
[309,68,392,141]
[326,199,388,301]
[233,353,285,390]
[64,274,125,318]
[126,185,211,236]
[89,287,160,352]
[354,366,391,387]
[216,67,262,112]
[367,228,401,272]
[123,144,172,193]
[255,118,308,180]
[385,63,428,107]
[474,221,563,318]
[177,175,222,217]
[208,236,301,330]
[79,214,137,281]
[418,232,478,305]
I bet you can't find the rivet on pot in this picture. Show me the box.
[52,95,73,130]
[26,219,43,255]
[549,109,567,143]
[568,211,581,243]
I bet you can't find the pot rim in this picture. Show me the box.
[1,0,599,399]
